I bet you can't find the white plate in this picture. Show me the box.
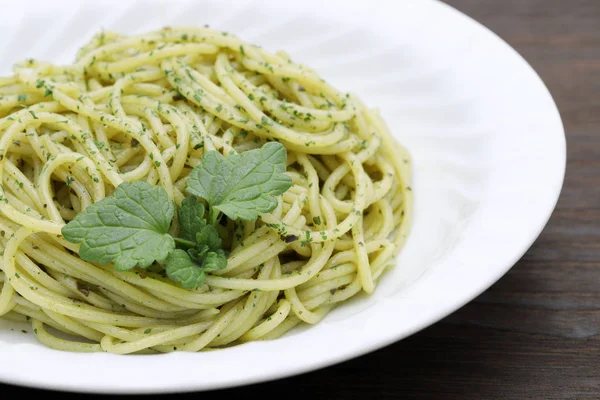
[0,0,565,393]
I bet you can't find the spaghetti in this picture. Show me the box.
[0,27,412,353]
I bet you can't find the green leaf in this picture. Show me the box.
[186,142,292,221]
[167,218,228,288]
[203,249,227,272]
[187,244,209,262]
[165,249,205,289]
[186,223,225,270]
[62,181,175,271]
[177,196,206,242]
[165,248,227,289]
[195,224,222,251]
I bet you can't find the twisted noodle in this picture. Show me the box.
[0,27,412,353]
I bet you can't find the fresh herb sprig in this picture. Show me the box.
[62,142,292,288]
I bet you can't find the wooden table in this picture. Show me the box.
[3,0,598,398]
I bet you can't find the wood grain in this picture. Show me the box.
[2,0,599,398]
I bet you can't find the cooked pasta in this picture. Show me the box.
[0,27,412,353]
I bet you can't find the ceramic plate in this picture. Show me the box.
[0,0,565,393]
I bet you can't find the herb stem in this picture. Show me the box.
[209,208,221,226]
[174,237,197,249]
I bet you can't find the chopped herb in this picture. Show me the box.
[284,234,298,243]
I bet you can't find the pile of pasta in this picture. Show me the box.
[0,27,411,353]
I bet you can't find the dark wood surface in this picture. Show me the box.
[2,0,599,398]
